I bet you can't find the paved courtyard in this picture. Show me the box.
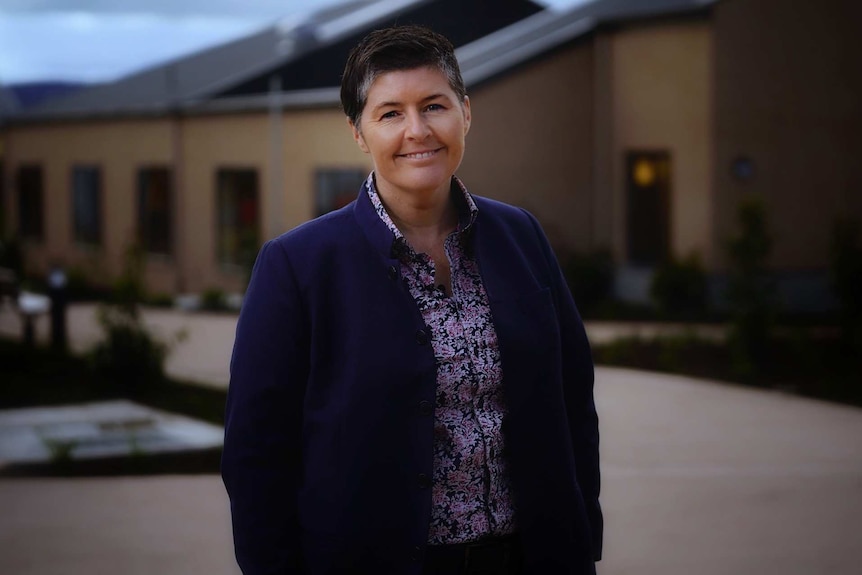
[1,303,861,574]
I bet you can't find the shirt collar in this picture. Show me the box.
[364,172,479,246]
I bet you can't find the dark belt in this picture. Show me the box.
[422,534,522,575]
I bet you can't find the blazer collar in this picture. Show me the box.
[353,176,400,263]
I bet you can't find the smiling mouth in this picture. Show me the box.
[399,148,442,160]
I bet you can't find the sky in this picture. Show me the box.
[0,0,587,85]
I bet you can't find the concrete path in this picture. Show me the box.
[0,302,236,389]
[0,302,729,389]
[1,303,861,574]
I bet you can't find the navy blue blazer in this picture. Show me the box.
[222,183,602,575]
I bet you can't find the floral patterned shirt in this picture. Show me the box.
[365,173,517,544]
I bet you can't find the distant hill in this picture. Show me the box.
[5,81,90,110]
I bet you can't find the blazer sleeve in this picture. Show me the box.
[523,210,603,561]
[222,239,310,575]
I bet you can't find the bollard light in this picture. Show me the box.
[48,267,68,352]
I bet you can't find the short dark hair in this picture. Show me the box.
[341,25,466,127]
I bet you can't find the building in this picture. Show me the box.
[1,0,860,310]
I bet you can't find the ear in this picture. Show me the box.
[462,96,472,137]
[348,117,370,154]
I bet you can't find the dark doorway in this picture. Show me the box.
[626,150,671,266]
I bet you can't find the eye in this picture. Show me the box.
[425,103,445,112]
[380,110,399,120]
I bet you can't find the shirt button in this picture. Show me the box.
[387,265,398,280]
[417,473,430,489]
[415,329,429,345]
[418,400,432,416]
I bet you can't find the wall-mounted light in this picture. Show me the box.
[633,157,658,187]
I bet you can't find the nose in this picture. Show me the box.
[405,110,431,140]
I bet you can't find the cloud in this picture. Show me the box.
[0,0,316,19]
[0,0,344,84]
[0,12,265,83]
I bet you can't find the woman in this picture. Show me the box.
[222,25,601,575]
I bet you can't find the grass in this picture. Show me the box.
[1,337,227,476]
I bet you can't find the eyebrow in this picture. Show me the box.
[370,93,451,115]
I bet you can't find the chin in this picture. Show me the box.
[397,168,453,195]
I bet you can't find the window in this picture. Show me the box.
[626,151,671,266]
[315,168,365,216]
[137,167,172,255]
[216,168,259,267]
[72,166,102,246]
[17,165,44,241]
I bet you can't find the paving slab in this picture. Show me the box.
[0,400,224,465]
[0,475,239,575]
[595,367,862,575]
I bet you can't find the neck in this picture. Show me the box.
[376,179,457,238]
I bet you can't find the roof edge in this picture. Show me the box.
[6,0,718,125]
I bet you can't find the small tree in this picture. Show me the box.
[90,243,181,389]
[561,249,614,317]
[830,217,862,350]
[725,199,776,376]
[112,243,147,316]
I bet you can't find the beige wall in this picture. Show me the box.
[3,110,369,294]
[164,109,368,293]
[180,113,267,293]
[606,19,714,267]
[459,42,596,252]
[280,108,371,233]
[4,119,177,291]
[713,0,862,270]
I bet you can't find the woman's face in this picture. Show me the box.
[350,66,471,202]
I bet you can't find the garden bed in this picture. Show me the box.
[1,338,227,476]
[592,331,862,408]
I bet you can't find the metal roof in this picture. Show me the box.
[9,0,717,124]
[0,86,19,118]
[459,0,717,87]
[10,0,405,120]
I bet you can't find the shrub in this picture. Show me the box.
[90,305,169,389]
[112,243,147,316]
[0,235,24,277]
[724,198,776,376]
[560,249,614,317]
[147,293,175,308]
[89,243,181,389]
[830,217,862,350]
[200,287,228,311]
[650,253,708,320]
[65,266,111,302]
